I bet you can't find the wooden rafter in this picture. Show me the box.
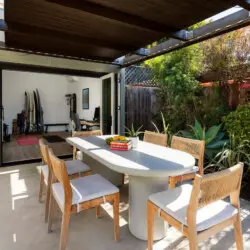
[46,0,177,34]
[3,21,132,52]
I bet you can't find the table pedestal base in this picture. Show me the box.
[128,175,169,240]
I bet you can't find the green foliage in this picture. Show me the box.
[194,86,230,127]
[205,135,250,174]
[151,112,172,145]
[151,112,169,134]
[201,28,250,83]
[125,123,143,137]
[180,119,229,160]
[145,44,204,132]
[223,104,250,144]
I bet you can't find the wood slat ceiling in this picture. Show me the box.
[4,0,238,63]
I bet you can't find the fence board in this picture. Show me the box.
[125,86,159,134]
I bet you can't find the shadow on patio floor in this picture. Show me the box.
[0,163,249,250]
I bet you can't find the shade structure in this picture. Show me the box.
[3,0,249,65]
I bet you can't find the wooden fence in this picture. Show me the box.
[125,86,159,133]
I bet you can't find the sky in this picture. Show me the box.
[209,6,243,21]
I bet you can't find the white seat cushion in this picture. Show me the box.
[41,160,91,184]
[52,174,119,211]
[149,184,238,232]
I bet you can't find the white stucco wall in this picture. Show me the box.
[2,70,71,133]
[68,77,102,121]
[2,71,102,134]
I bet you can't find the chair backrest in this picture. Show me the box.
[71,113,81,131]
[39,138,54,185]
[171,136,205,175]
[143,130,168,147]
[93,106,100,121]
[188,163,243,214]
[72,130,103,137]
[39,138,49,165]
[48,148,72,208]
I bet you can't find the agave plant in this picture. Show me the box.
[151,112,171,145]
[125,123,143,137]
[151,112,169,134]
[180,119,229,161]
[205,135,250,174]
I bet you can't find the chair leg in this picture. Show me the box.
[47,193,56,233]
[234,214,243,250]
[147,201,154,250]
[73,147,77,160]
[38,172,45,202]
[113,193,120,242]
[96,206,101,219]
[122,174,125,185]
[44,184,51,223]
[169,177,176,189]
[59,208,71,250]
[188,231,198,250]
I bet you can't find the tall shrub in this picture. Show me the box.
[223,104,250,144]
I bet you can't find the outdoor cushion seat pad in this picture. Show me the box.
[41,160,91,183]
[52,174,119,211]
[149,184,238,232]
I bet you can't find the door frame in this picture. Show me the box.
[100,73,116,134]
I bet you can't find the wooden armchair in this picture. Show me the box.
[143,130,168,147]
[72,130,103,159]
[148,163,244,250]
[47,148,120,250]
[169,136,205,188]
[38,139,92,222]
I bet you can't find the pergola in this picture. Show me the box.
[0,0,249,135]
[0,0,249,70]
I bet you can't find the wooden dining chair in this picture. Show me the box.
[169,136,205,188]
[47,148,120,250]
[143,130,168,147]
[72,130,103,160]
[38,139,92,222]
[148,163,244,250]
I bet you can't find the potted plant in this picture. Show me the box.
[125,124,143,148]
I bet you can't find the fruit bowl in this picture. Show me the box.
[105,136,128,145]
[106,136,132,151]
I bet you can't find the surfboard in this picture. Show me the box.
[36,89,44,132]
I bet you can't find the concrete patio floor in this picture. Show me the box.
[0,163,250,250]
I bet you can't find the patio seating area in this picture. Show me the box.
[1,162,250,250]
[0,1,249,250]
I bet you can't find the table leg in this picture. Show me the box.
[128,175,169,241]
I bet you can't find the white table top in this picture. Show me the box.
[66,135,195,177]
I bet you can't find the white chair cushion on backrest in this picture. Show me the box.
[149,184,238,232]
[41,160,91,184]
[52,174,119,211]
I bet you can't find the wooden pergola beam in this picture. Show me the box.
[237,0,250,11]
[123,9,250,66]
[2,21,133,52]
[46,0,177,34]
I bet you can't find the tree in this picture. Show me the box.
[201,27,250,109]
[145,42,204,132]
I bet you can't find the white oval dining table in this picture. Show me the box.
[66,135,195,241]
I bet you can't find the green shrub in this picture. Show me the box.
[180,119,229,161]
[223,104,250,143]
